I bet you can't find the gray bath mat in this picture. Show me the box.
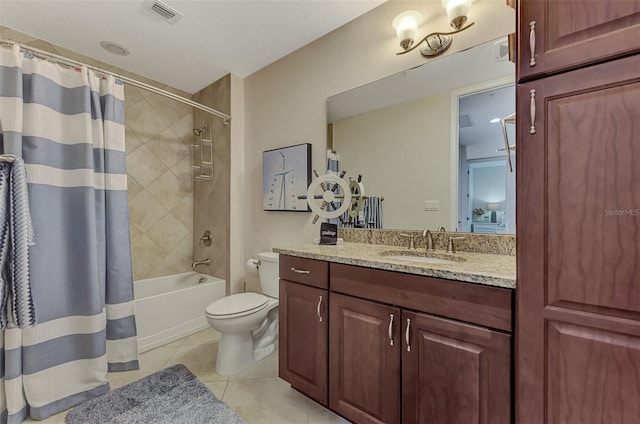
[66,364,245,424]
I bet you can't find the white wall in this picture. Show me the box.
[230,74,246,294]
[333,91,451,230]
[242,0,514,263]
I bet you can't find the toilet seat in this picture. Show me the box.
[206,293,271,319]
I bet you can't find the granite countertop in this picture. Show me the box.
[273,242,516,289]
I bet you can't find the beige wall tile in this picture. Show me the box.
[127,174,143,200]
[124,84,145,108]
[125,100,169,143]
[170,156,193,190]
[146,93,193,126]
[147,170,190,211]
[171,193,193,232]
[125,126,144,155]
[131,235,165,278]
[146,214,189,254]
[193,75,231,287]
[146,127,190,169]
[152,234,192,277]
[128,190,168,233]
[174,235,194,270]
[129,224,143,244]
[126,144,168,188]
[26,39,59,54]
[171,114,195,142]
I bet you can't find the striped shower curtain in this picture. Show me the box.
[0,45,138,421]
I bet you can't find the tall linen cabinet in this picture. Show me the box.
[516,1,640,422]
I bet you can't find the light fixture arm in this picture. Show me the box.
[396,22,475,56]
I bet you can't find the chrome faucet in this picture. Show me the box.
[191,258,211,270]
[446,237,466,254]
[422,229,435,251]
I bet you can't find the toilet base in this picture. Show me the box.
[214,309,279,376]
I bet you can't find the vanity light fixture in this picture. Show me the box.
[393,2,474,58]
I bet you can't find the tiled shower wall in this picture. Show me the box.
[0,27,195,280]
[193,76,231,286]
[125,85,193,280]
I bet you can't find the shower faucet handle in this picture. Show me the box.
[199,230,212,247]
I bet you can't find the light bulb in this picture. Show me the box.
[392,11,422,51]
[442,0,472,30]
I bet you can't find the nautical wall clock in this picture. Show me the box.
[262,143,311,211]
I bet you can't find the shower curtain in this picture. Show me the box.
[0,44,138,422]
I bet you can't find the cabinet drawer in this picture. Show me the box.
[330,263,513,332]
[279,255,328,289]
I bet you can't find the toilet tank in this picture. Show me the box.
[258,252,279,298]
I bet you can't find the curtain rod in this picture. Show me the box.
[0,39,231,125]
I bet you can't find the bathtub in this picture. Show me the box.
[134,271,226,353]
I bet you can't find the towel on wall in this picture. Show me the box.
[0,157,36,329]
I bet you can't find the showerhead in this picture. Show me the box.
[193,125,209,136]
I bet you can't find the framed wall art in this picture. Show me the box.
[263,143,311,211]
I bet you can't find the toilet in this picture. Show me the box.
[205,252,279,376]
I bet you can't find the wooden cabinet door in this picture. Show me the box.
[402,311,511,424]
[518,0,640,81]
[329,293,401,424]
[517,54,640,423]
[279,279,328,405]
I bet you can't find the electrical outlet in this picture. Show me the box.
[424,200,440,211]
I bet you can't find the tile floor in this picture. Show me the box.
[25,329,349,423]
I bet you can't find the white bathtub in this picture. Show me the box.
[134,271,226,353]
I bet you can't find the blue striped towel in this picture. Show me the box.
[0,157,36,329]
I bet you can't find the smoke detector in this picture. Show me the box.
[100,41,129,56]
[145,0,184,24]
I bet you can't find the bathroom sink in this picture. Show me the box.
[384,255,457,264]
[379,250,465,265]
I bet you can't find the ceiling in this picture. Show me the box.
[0,0,384,93]
[459,84,515,152]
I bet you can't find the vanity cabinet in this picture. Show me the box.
[517,52,640,424]
[402,310,511,424]
[329,264,512,424]
[329,293,401,424]
[517,0,640,81]
[279,253,513,424]
[278,256,329,405]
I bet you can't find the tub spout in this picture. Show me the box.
[192,258,211,270]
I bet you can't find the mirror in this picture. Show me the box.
[327,36,515,234]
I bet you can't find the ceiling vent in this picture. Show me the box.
[145,0,183,24]
[459,113,474,128]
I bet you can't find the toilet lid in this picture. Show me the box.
[206,293,269,317]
